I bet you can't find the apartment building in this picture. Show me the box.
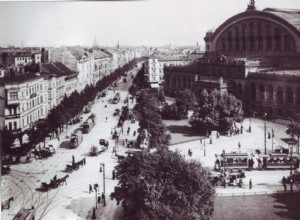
[2,73,48,132]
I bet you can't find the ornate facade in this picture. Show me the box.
[164,3,300,118]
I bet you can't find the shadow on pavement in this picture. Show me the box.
[166,125,200,137]
[272,193,300,219]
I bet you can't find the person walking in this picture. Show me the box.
[101,192,105,204]
[238,142,241,152]
[72,155,75,164]
[249,179,252,189]
[282,176,287,192]
[89,184,93,193]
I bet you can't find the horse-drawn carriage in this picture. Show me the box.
[64,158,85,172]
[40,179,60,191]
[210,170,246,187]
[89,145,107,156]
[65,163,79,173]
[99,139,109,147]
[32,147,55,159]
[2,155,32,165]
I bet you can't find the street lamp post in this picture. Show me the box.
[99,163,106,206]
[204,138,206,157]
[264,122,267,154]
[289,144,293,193]
[249,105,252,133]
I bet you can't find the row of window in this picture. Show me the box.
[250,84,300,105]
[218,21,295,51]
[7,107,45,130]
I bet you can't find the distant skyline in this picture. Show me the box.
[0,0,300,48]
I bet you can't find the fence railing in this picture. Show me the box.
[216,188,300,197]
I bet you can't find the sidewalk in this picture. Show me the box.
[216,183,300,197]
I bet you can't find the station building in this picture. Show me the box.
[164,2,300,118]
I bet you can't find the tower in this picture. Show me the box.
[92,36,99,48]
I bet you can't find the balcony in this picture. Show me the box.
[5,114,20,119]
[7,99,20,105]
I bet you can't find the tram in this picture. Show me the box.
[260,153,300,169]
[216,151,300,171]
[216,152,250,170]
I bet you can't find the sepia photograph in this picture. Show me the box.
[1,0,300,219]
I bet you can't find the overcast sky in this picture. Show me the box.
[0,0,299,47]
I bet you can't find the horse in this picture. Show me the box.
[1,197,14,210]
[58,174,69,186]
[76,158,85,167]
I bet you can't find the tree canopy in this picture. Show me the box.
[286,113,300,153]
[134,88,170,148]
[190,89,244,133]
[111,150,215,220]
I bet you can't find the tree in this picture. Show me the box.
[175,90,196,111]
[111,150,215,220]
[134,89,170,148]
[286,113,300,153]
[190,89,244,133]
[161,104,188,120]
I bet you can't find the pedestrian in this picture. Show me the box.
[89,184,93,193]
[112,170,116,180]
[105,117,107,122]
[249,179,252,189]
[216,132,219,139]
[268,132,271,139]
[58,136,60,141]
[72,155,75,164]
[133,130,136,136]
[282,176,287,192]
[101,192,105,204]
[98,194,101,203]
[238,142,241,152]
[83,158,86,165]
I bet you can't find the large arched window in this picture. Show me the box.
[257,22,263,50]
[286,87,293,104]
[235,26,240,50]
[251,83,256,99]
[277,86,283,104]
[284,35,291,51]
[259,84,264,100]
[221,38,226,50]
[267,85,273,102]
[274,28,281,51]
[227,31,233,50]
[242,23,246,50]
[249,22,255,50]
[266,24,271,50]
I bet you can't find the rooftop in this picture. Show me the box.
[263,8,300,32]
[1,72,42,84]
[42,62,76,76]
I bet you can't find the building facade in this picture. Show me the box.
[145,55,192,88]
[2,73,48,132]
[164,2,300,118]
